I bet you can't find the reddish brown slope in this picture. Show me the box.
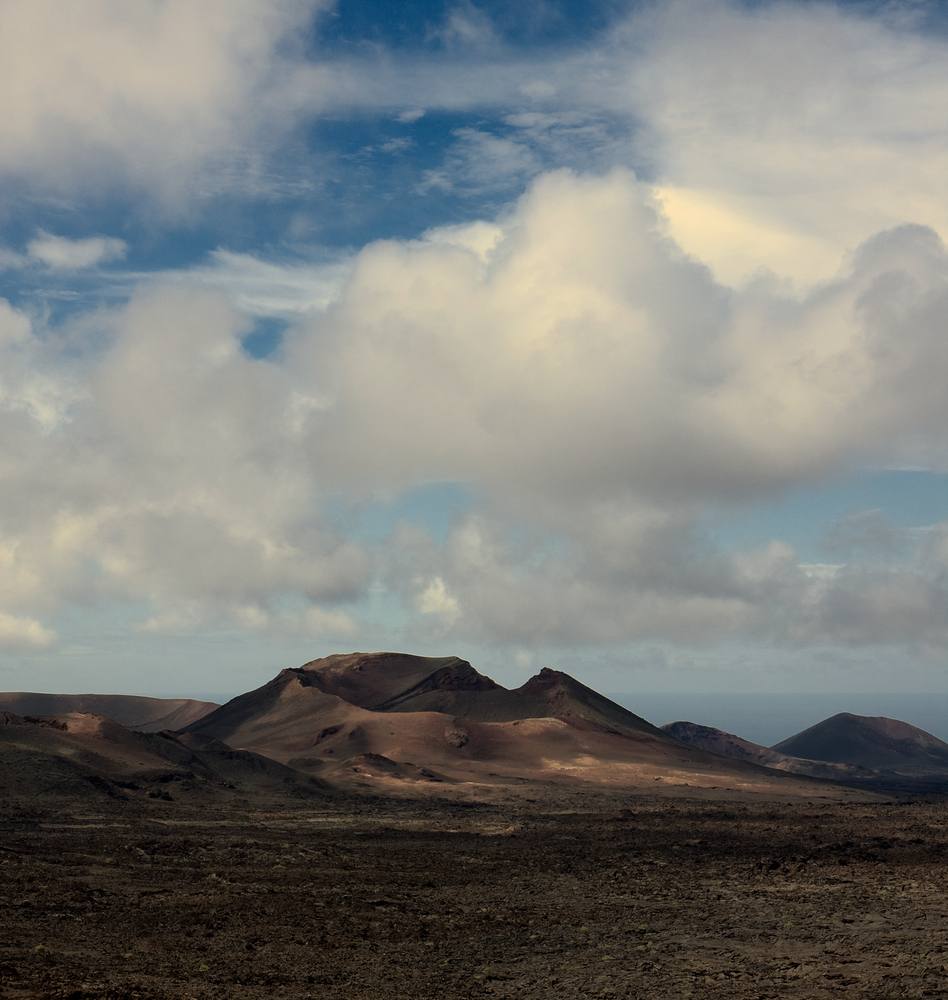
[184,654,671,756]
[176,666,378,753]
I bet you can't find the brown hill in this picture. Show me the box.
[0,710,327,804]
[0,692,218,731]
[180,652,878,799]
[773,713,948,774]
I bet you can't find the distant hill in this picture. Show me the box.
[661,721,878,783]
[179,651,871,797]
[0,692,218,732]
[773,713,948,773]
[665,715,948,794]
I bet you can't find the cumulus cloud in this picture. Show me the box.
[2,0,943,267]
[293,1,948,287]
[794,536,948,648]
[388,506,775,646]
[3,163,948,653]
[1,1,947,664]
[298,169,948,500]
[386,502,948,651]
[287,167,945,649]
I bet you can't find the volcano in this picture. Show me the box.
[179,652,871,797]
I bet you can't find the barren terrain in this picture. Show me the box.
[2,788,946,1000]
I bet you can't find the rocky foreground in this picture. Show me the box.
[1,791,946,1000]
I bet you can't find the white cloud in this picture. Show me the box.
[134,601,355,638]
[276,1,948,290]
[27,232,127,270]
[3,164,947,653]
[0,298,83,431]
[417,577,460,621]
[431,2,500,52]
[798,562,948,647]
[286,166,946,649]
[417,128,541,196]
[385,503,948,651]
[1,1,947,663]
[392,508,769,646]
[2,0,942,266]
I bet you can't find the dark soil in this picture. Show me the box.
[1,791,946,999]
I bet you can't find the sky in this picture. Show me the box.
[0,0,947,719]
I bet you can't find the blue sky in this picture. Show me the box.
[0,0,946,709]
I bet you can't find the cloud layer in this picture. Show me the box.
[2,167,947,651]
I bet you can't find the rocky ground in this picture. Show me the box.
[1,787,946,999]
